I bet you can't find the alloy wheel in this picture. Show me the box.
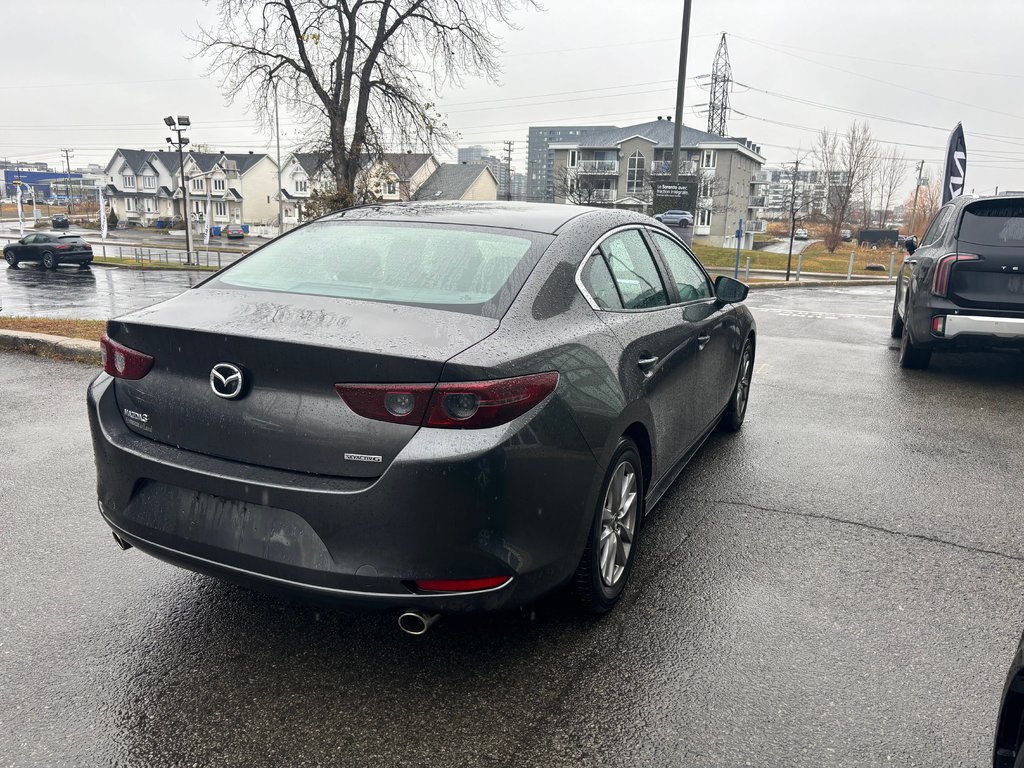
[735,347,753,419]
[599,460,639,588]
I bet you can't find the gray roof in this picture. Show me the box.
[382,152,434,180]
[577,120,758,153]
[188,152,225,174]
[294,152,330,177]
[224,153,266,174]
[115,149,156,175]
[412,164,494,201]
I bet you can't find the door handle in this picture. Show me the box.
[637,355,659,374]
[908,259,917,265]
[697,334,711,351]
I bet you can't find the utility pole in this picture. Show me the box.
[164,116,193,264]
[669,0,692,182]
[275,81,284,233]
[61,148,74,215]
[502,140,514,201]
[785,157,800,281]
[909,159,925,238]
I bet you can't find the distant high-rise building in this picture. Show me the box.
[510,172,527,201]
[527,126,614,203]
[457,145,489,165]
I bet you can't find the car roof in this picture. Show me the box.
[320,201,600,234]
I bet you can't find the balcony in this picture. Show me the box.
[748,196,766,209]
[577,160,619,175]
[588,189,616,202]
[745,219,767,233]
[752,171,771,185]
[650,160,698,176]
[693,224,711,236]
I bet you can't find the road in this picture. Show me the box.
[3,285,1023,766]
[758,237,820,254]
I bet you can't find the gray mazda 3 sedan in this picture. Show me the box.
[88,202,755,625]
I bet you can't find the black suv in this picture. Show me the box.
[891,195,1024,369]
[51,213,69,229]
[3,232,93,269]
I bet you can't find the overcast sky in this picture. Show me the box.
[5,0,1024,198]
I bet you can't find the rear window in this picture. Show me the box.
[959,200,1024,246]
[58,236,86,244]
[209,221,550,318]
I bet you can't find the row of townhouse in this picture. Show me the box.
[105,148,498,228]
[549,118,768,249]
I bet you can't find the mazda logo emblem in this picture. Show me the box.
[210,363,245,399]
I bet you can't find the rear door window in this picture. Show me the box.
[581,255,623,309]
[599,230,669,310]
[959,200,1024,246]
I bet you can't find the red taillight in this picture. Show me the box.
[414,576,511,592]
[334,383,434,425]
[335,372,558,430]
[100,335,154,380]
[931,252,979,296]
[56,244,72,250]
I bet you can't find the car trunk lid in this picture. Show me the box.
[950,199,1024,311]
[109,288,498,478]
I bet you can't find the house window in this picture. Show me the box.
[143,198,153,212]
[215,201,227,216]
[213,179,225,191]
[697,209,712,227]
[296,179,308,193]
[122,175,135,188]
[125,197,136,212]
[700,176,714,198]
[191,177,204,192]
[626,151,645,194]
[567,150,578,168]
[385,181,397,195]
[143,176,156,189]
[193,200,203,214]
[701,150,717,169]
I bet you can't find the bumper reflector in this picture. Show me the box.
[414,576,511,593]
[932,316,946,335]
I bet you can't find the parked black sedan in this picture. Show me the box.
[3,232,93,269]
[51,213,69,229]
[892,195,1024,369]
[88,202,755,630]
[994,630,1024,766]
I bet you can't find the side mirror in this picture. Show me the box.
[715,275,748,304]
[905,236,917,256]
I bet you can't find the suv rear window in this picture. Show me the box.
[209,221,550,318]
[959,200,1024,246]
[58,236,86,244]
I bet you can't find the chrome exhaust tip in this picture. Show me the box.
[398,610,440,636]
[112,532,132,551]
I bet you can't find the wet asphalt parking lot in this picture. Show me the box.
[2,283,1024,767]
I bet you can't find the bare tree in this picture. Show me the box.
[875,147,906,229]
[816,120,877,252]
[193,0,535,203]
[903,166,942,239]
[552,165,608,206]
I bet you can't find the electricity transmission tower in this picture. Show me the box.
[706,33,732,136]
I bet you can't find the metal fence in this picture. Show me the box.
[92,244,231,270]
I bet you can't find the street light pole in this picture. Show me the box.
[275,81,284,234]
[165,116,193,264]
[669,0,692,182]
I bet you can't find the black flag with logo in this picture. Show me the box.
[942,122,967,205]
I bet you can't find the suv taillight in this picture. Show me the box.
[100,335,154,379]
[335,372,559,429]
[931,252,979,296]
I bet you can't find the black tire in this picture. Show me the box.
[41,251,57,270]
[78,261,91,269]
[899,316,932,369]
[4,251,17,268]
[573,439,644,615]
[718,338,754,433]
[890,293,904,339]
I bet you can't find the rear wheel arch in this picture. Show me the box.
[621,422,652,495]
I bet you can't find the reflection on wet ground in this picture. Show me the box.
[0,263,203,320]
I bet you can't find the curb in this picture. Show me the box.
[0,329,101,365]
[747,278,896,291]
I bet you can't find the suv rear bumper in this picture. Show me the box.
[945,314,1024,339]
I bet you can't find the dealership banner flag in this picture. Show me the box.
[942,122,967,205]
[98,187,108,239]
[203,186,212,246]
[15,184,23,236]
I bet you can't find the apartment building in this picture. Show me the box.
[549,118,767,248]
[526,125,615,203]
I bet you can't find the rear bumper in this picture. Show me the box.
[87,373,601,613]
[944,314,1024,340]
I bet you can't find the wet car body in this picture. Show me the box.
[994,630,1024,766]
[88,202,755,614]
[4,232,93,269]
